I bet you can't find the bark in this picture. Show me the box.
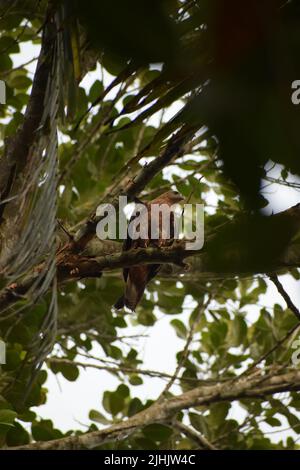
[0,10,54,264]
[1,202,300,313]
[0,29,51,210]
[8,368,300,450]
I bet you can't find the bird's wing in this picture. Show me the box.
[170,210,175,240]
[122,201,150,282]
[122,213,134,282]
[146,209,175,281]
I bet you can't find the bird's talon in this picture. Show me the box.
[7,282,17,289]
[70,267,80,275]
[182,262,190,272]
[173,239,186,249]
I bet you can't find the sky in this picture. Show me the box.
[6,40,300,445]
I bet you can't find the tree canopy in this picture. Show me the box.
[1,0,300,450]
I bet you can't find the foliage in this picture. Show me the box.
[0,0,300,450]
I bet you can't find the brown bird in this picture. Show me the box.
[114,190,184,311]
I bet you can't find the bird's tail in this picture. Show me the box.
[123,277,145,311]
[113,293,139,312]
[114,279,145,312]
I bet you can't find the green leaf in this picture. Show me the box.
[170,319,187,339]
[143,424,173,442]
[60,363,79,382]
[265,417,281,427]
[89,409,110,424]
[227,315,247,347]
[0,36,19,53]
[6,422,30,446]
[89,80,104,103]
[129,374,143,386]
[31,420,63,442]
[109,393,125,416]
[10,75,32,90]
[116,384,130,398]
[0,409,17,426]
[209,403,230,428]
[128,398,143,417]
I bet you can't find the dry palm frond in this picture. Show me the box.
[0,5,81,398]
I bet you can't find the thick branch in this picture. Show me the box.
[57,243,189,279]
[0,19,53,217]
[2,200,300,313]
[0,8,56,270]
[9,368,300,450]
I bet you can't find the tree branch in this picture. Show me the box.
[9,368,300,450]
[2,199,300,314]
[0,16,53,219]
[158,295,211,399]
[269,274,300,321]
[48,357,203,383]
[173,420,217,450]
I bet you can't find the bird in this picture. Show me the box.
[114,190,184,311]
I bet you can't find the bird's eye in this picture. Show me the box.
[173,190,179,195]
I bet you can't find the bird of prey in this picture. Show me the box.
[114,190,184,311]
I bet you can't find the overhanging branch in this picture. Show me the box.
[9,368,300,450]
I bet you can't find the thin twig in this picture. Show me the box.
[158,294,212,399]
[269,274,300,321]
[173,420,217,450]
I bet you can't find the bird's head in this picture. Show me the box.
[159,190,185,204]
[166,189,185,203]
